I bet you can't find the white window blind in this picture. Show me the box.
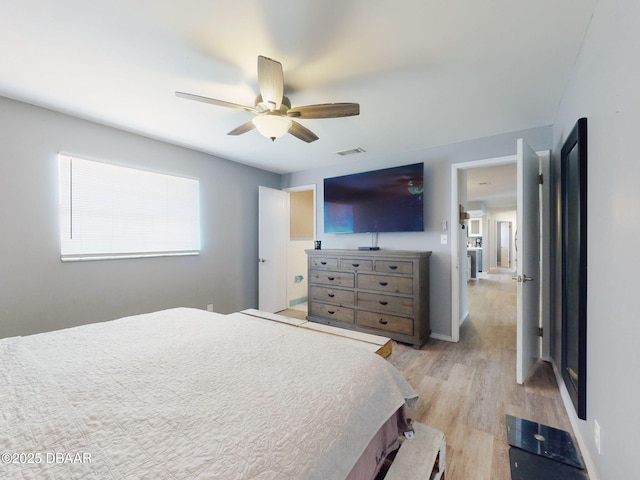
[58,154,201,261]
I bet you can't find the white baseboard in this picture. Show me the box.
[549,358,599,480]
[429,312,466,343]
[430,332,455,342]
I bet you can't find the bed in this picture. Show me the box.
[1,308,418,479]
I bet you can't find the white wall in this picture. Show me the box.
[282,126,552,338]
[0,96,281,338]
[551,0,640,477]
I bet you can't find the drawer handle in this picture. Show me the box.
[388,265,398,270]
[379,301,388,306]
[352,263,360,267]
[378,318,388,325]
[379,281,388,286]
[327,276,335,281]
[327,310,335,315]
[327,293,335,298]
[320,261,327,265]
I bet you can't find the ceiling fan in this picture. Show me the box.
[176,55,359,143]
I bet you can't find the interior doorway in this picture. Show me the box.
[284,185,316,314]
[464,163,518,339]
[451,146,551,380]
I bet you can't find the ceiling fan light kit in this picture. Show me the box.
[176,55,359,143]
[252,114,292,141]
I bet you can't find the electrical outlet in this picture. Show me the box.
[206,304,214,312]
[594,420,601,454]
[441,234,448,245]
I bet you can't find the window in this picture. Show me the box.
[58,154,200,261]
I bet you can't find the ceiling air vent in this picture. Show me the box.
[336,147,366,156]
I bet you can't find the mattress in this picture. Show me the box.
[1,308,417,479]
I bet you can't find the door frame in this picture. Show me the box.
[449,151,550,359]
[450,155,514,342]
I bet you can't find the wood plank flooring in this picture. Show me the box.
[278,271,587,480]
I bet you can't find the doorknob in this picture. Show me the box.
[258,258,268,263]
[523,275,534,282]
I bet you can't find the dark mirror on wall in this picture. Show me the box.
[561,117,588,420]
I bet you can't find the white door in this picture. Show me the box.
[515,139,541,384]
[258,186,288,312]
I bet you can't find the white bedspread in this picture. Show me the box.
[1,308,417,479]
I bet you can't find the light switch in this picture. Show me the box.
[441,234,448,245]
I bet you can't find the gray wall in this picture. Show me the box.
[551,0,640,477]
[0,96,280,338]
[282,126,552,338]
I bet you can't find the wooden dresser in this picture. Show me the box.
[306,249,431,347]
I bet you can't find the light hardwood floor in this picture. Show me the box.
[279,271,587,480]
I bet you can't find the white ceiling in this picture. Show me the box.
[467,163,518,210]
[0,0,597,174]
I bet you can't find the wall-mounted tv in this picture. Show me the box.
[324,163,424,233]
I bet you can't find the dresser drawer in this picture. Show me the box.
[375,260,414,275]
[357,273,413,295]
[357,311,413,336]
[310,303,355,323]
[310,286,355,306]
[357,292,414,316]
[310,270,355,288]
[309,256,339,270]
[339,258,373,271]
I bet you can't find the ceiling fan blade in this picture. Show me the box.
[288,121,319,143]
[257,55,284,110]
[175,91,257,113]
[227,120,256,136]
[287,103,360,119]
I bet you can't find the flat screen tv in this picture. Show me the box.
[324,163,424,233]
